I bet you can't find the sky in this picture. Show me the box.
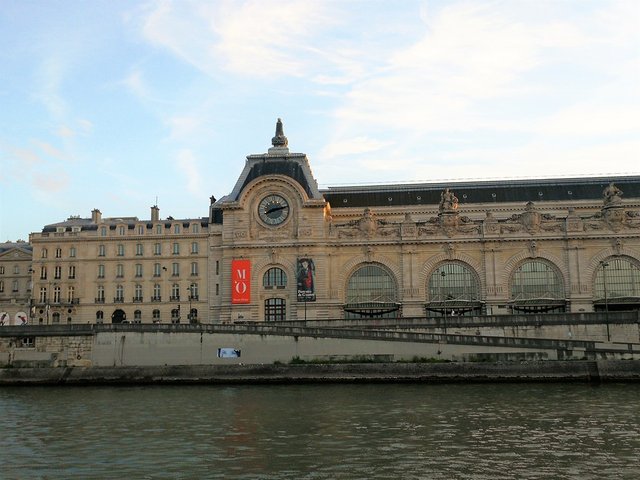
[1,0,639,241]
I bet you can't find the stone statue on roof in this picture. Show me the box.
[603,182,623,207]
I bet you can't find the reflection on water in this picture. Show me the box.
[1,383,639,479]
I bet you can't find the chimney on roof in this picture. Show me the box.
[151,205,160,222]
[91,209,102,224]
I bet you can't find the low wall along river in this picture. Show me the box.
[1,313,640,384]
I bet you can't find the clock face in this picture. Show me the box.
[258,194,290,226]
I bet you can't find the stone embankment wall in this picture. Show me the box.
[1,361,639,385]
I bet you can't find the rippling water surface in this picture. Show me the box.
[1,382,639,479]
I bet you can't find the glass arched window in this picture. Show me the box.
[427,263,482,317]
[594,258,640,311]
[134,310,142,323]
[265,298,286,321]
[152,309,160,323]
[510,260,565,313]
[263,268,287,289]
[344,264,398,318]
[171,308,180,323]
[96,311,104,323]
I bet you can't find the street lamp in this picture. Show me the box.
[600,261,610,342]
[441,270,447,333]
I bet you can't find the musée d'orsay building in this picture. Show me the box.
[19,119,640,325]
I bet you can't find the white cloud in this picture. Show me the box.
[176,149,203,195]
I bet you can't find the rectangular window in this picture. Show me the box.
[135,264,143,277]
[116,264,124,278]
[98,264,105,279]
[216,283,219,295]
[191,242,199,254]
[154,243,161,255]
[53,287,61,303]
[192,223,200,233]
[0,266,4,274]
[156,224,162,234]
[96,286,105,302]
[67,286,75,303]
[54,266,62,279]
[172,263,179,276]
[216,260,219,276]
[41,248,48,258]
[0,281,3,292]
[137,225,144,235]
[101,226,107,236]
[191,262,198,276]
[154,263,161,277]
[174,224,180,234]
[12,280,18,292]
[39,287,47,303]
[13,265,19,274]
[173,243,180,255]
[55,248,62,258]
[119,226,126,235]
[68,265,76,279]
[70,247,76,257]
[98,245,105,257]
[40,266,47,279]
[136,243,143,256]
[117,244,124,256]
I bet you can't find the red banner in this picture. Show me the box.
[231,259,251,304]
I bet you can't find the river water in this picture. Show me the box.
[1,383,639,479]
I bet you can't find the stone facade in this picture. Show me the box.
[9,120,640,324]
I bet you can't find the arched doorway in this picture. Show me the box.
[509,260,566,313]
[594,257,640,312]
[426,262,483,317]
[344,264,399,319]
[111,309,126,324]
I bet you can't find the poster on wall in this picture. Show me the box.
[0,312,9,326]
[14,312,28,325]
[297,258,316,302]
[217,348,241,358]
[231,259,251,304]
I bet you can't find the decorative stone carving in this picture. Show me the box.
[613,238,623,255]
[603,182,623,207]
[528,240,538,258]
[566,208,583,232]
[439,188,458,213]
[336,208,399,238]
[501,202,562,234]
[484,211,499,234]
[444,242,455,259]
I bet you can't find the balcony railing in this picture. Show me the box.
[170,295,180,301]
[114,297,124,303]
[151,296,162,302]
[95,298,105,304]
[133,297,143,303]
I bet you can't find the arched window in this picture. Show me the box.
[594,258,640,312]
[344,264,398,318]
[134,310,142,323]
[96,311,104,323]
[265,298,286,321]
[263,268,287,289]
[52,312,61,324]
[510,260,565,313]
[152,309,160,323]
[189,308,198,324]
[171,308,180,323]
[427,263,482,317]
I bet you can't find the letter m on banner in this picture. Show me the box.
[231,259,251,304]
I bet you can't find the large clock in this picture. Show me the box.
[258,194,290,226]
